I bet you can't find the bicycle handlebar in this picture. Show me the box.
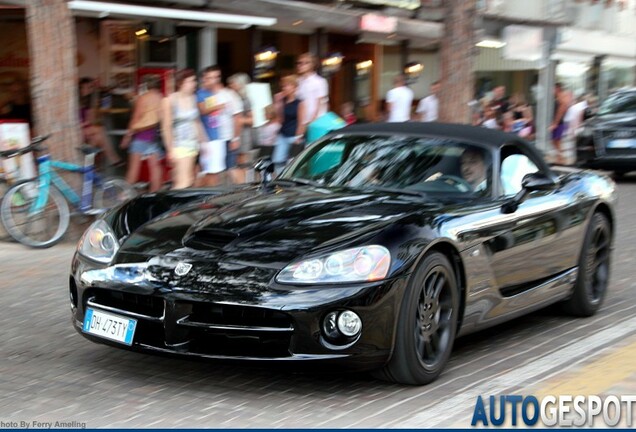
[0,134,51,159]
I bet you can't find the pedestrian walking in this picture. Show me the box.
[78,77,122,166]
[161,69,206,189]
[550,82,570,165]
[489,85,509,117]
[416,80,440,122]
[296,52,329,129]
[196,65,225,186]
[386,74,413,122]
[257,105,280,147]
[340,101,357,125]
[212,70,243,184]
[564,92,588,138]
[272,74,305,173]
[227,73,255,183]
[120,75,164,192]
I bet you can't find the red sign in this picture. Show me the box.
[360,14,397,33]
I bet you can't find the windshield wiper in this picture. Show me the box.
[272,177,319,187]
[360,186,428,198]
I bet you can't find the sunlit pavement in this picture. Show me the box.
[1,176,636,428]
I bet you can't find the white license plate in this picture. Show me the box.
[607,138,636,149]
[82,308,137,345]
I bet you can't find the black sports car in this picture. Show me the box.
[70,123,617,385]
[576,88,636,176]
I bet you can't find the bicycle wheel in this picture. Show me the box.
[0,179,70,248]
[93,177,136,212]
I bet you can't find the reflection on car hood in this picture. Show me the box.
[116,186,430,267]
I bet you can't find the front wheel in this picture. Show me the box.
[0,179,70,248]
[93,177,136,212]
[376,252,460,385]
[563,212,611,316]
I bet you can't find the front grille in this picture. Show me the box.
[187,329,292,358]
[176,302,293,357]
[82,290,294,358]
[183,228,239,250]
[84,288,164,318]
[185,302,293,330]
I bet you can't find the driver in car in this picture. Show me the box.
[460,147,488,192]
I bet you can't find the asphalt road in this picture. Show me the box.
[1,178,636,428]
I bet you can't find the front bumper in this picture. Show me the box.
[70,253,407,370]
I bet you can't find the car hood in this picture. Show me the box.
[589,113,636,128]
[115,185,428,268]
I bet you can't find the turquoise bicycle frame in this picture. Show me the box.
[33,152,100,214]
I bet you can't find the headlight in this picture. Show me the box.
[78,219,119,264]
[276,245,390,284]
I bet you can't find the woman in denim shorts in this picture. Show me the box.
[121,76,164,192]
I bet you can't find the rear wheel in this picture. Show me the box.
[377,252,459,385]
[563,212,611,316]
[93,177,136,212]
[0,180,70,248]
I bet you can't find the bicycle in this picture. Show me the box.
[0,135,136,248]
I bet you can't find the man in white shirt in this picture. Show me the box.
[416,80,440,122]
[296,52,329,127]
[197,65,243,185]
[564,93,588,138]
[386,74,413,122]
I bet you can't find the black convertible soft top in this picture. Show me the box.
[335,122,525,149]
[330,121,553,174]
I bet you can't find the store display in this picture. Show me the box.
[101,20,137,95]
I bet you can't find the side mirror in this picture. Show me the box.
[521,172,559,191]
[502,172,558,214]
[254,158,275,174]
[254,158,275,188]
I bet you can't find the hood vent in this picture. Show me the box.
[183,228,239,250]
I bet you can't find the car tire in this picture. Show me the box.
[563,212,611,317]
[376,251,459,385]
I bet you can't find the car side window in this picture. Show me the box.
[500,153,538,196]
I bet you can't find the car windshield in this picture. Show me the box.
[279,135,492,197]
[598,92,636,116]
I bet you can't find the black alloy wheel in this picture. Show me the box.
[415,267,454,368]
[563,212,611,317]
[376,251,459,385]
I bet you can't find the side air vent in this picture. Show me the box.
[183,228,239,250]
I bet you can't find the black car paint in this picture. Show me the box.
[71,128,617,370]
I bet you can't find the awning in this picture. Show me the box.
[556,27,636,66]
[209,0,442,41]
[474,46,541,72]
[67,1,276,27]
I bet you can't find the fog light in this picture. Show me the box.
[322,311,340,339]
[337,310,362,337]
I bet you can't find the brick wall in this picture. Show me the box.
[25,0,81,165]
